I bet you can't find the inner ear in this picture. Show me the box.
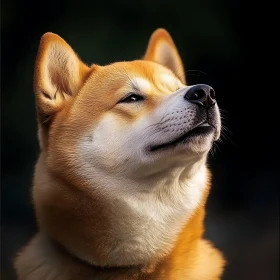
[34,32,91,121]
[154,42,180,77]
[144,28,186,84]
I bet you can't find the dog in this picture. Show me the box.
[14,28,225,279]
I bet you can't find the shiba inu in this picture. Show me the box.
[14,28,225,279]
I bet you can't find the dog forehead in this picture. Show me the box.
[101,60,183,94]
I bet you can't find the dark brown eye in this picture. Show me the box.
[118,93,144,104]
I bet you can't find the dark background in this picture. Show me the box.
[1,0,278,279]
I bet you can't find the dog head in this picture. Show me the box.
[35,29,220,179]
[33,29,221,266]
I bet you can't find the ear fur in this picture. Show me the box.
[144,28,186,83]
[34,32,90,122]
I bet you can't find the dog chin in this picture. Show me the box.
[185,134,215,154]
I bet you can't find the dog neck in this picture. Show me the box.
[33,154,209,268]
[15,156,226,280]
[16,196,222,280]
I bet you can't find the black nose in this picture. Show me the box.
[184,84,216,108]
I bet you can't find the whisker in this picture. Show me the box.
[186,70,207,75]
[219,108,229,113]
[221,125,233,135]
[210,142,222,157]
[220,123,238,149]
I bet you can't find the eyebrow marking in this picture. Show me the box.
[159,73,180,92]
[131,77,152,93]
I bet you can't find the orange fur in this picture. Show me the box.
[14,28,225,279]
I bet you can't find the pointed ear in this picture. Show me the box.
[34,32,91,122]
[144,28,186,84]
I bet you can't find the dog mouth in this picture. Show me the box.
[149,123,215,152]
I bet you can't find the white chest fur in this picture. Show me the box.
[93,165,208,266]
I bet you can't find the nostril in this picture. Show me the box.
[191,92,199,100]
[209,89,216,100]
[190,89,205,100]
[184,84,215,108]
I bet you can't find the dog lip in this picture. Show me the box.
[149,122,215,152]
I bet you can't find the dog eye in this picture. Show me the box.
[118,93,144,104]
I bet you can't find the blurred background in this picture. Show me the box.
[1,0,278,279]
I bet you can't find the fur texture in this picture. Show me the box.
[15,28,225,279]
